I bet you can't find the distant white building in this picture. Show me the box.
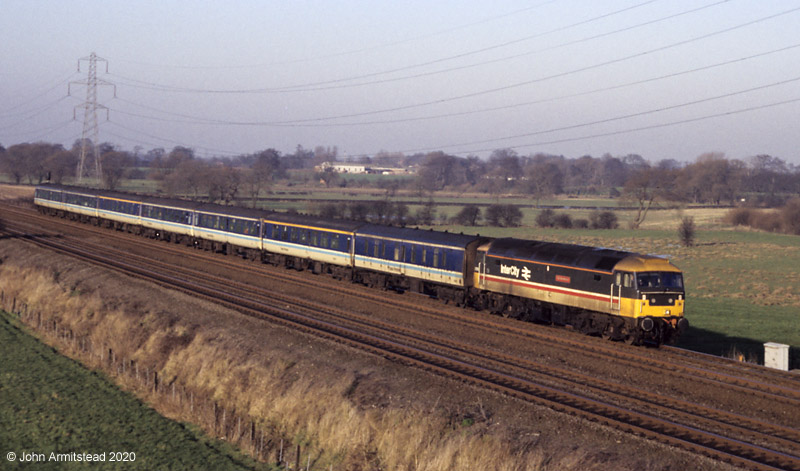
[315,162,368,174]
[315,162,414,175]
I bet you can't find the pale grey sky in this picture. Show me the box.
[2,0,799,164]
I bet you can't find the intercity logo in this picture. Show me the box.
[500,264,531,281]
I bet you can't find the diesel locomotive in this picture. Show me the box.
[34,184,688,345]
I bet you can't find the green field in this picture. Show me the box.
[0,311,271,470]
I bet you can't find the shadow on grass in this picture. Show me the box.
[676,325,799,370]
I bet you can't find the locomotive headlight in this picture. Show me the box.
[665,310,671,315]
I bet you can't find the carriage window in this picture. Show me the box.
[433,248,440,268]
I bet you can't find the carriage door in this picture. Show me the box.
[611,271,622,311]
[478,252,488,290]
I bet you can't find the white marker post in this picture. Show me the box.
[764,342,789,371]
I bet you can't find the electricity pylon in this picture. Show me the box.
[69,53,115,182]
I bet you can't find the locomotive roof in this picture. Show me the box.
[356,224,483,248]
[487,237,636,272]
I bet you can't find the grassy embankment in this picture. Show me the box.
[0,309,270,471]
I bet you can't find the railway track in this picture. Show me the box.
[6,203,799,408]
[3,204,800,469]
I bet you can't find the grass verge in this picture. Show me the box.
[0,309,270,471]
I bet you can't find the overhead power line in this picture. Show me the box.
[107,42,800,130]
[443,96,800,157]
[0,72,78,117]
[266,5,800,125]
[399,75,800,153]
[112,0,560,70]
[108,0,670,94]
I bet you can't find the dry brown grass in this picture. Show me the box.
[0,183,35,200]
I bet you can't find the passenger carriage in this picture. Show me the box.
[259,213,361,274]
[353,225,485,302]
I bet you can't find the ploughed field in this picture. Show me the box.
[2,193,799,470]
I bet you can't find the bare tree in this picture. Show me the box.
[620,166,665,229]
[453,205,481,226]
[206,165,241,204]
[316,167,340,188]
[416,151,459,192]
[2,144,30,184]
[45,150,78,184]
[163,158,209,199]
[678,216,696,247]
[100,150,132,190]
[243,149,281,206]
[525,161,563,207]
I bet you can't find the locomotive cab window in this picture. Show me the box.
[637,272,683,290]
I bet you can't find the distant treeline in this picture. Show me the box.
[2,141,799,211]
